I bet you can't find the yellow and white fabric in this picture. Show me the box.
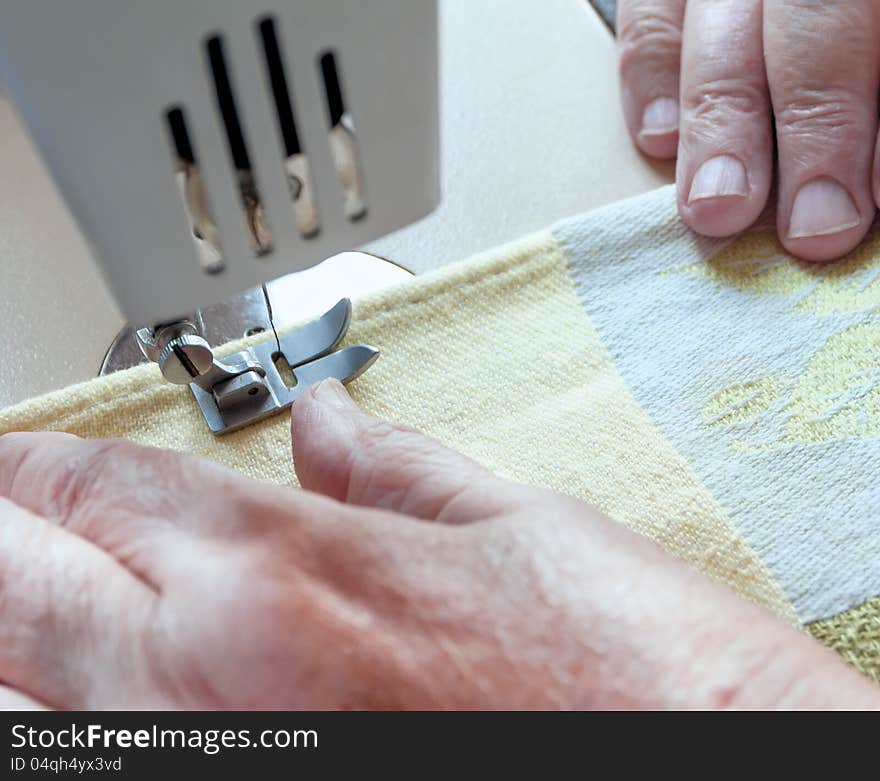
[1,185,877,683]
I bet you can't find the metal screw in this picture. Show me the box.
[157,334,215,384]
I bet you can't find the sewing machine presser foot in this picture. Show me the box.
[135,298,377,435]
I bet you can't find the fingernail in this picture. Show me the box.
[688,155,749,203]
[788,178,860,239]
[312,378,357,410]
[640,97,679,137]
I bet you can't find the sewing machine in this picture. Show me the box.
[0,0,671,429]
[0,0,442,434]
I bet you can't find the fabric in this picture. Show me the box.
[808,596,880,684]
[556,191,880,627]
[1,184,878,683]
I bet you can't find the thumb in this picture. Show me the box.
[291,379,517,524]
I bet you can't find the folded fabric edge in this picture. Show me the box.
[0,229,559,432]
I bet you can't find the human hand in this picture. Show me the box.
[617,0,880,261]
[0,379,875,709]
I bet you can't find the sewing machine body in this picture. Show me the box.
[0,0,440,325]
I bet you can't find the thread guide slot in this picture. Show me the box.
[162,19,374,277]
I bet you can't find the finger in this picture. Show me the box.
[0,497,155,709]
[617,0,686,158]
[765,0,880,261]
[0,432,278,573]
[291,380,525,524]
[0,432,175,525]
[0,430,384,600]
[676,0,773,237]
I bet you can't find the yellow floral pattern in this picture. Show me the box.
[673,229,880,450]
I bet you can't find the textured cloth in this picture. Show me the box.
[556,190,880,626]
[1,185,878,683]
[808,596,880,683]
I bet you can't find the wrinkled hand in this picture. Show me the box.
[617,0,880,261]
[0,379,875,710]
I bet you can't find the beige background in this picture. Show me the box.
[0,0,672,409]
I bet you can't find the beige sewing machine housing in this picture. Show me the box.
[0,0,671,416]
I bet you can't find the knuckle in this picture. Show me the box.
[684,77,768,126]
[618,10,682,76]
[355,419,421,458]
[682,78,770,145]
[354,420,455,488]
[48,440,125,522]
[350,420,453,511]
[774,89,869,144]
[782,0,873,27]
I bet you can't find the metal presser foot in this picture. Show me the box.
[100,252,412,434]
[134,298,377,435]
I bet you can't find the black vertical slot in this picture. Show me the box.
[206,36,251,171]
[257,16,320,238]
[164,105,225,274]
[258,17,301,157]
[319,51,346,129]
[318,50,367,221]
[167,107,196,165]
[206,34,273,255]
